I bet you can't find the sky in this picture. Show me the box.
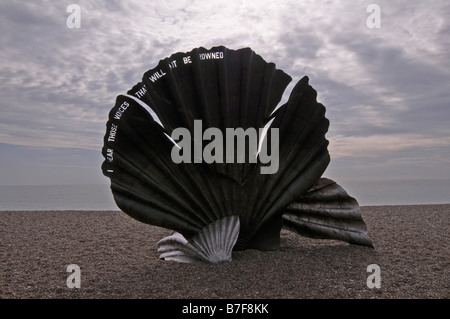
[0,0,449,186]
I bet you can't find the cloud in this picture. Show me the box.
[0,143,105,185]
[329,134,450,158]
[0,0,449,184]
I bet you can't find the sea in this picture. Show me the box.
[0,179,449,211]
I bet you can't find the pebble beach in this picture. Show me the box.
[0,205,448,299]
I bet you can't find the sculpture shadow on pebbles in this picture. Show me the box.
[101,46,373,264]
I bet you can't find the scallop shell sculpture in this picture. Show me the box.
[102,46,373,264]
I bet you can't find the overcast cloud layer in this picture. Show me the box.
[0,0,449,185]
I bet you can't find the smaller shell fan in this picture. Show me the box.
[102,46,372,264]
[283,178,373,247]
[157,215,240,263]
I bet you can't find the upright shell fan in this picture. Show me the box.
[102,46,372,264]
